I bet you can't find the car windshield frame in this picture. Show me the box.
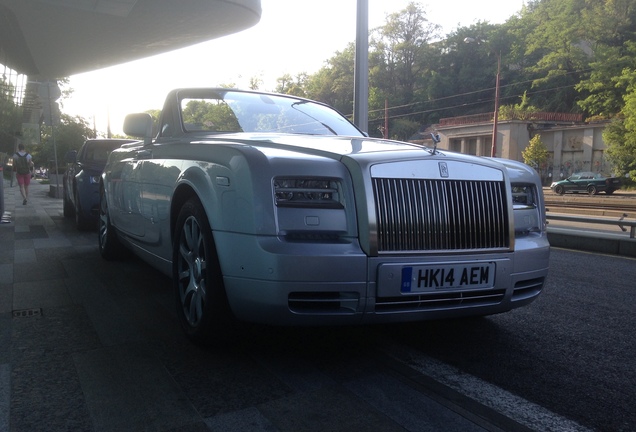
[176,89,364,137]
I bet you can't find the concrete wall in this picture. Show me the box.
[435,119,611,181]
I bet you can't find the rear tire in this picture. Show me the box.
[587,185,598,195]
[63,187,74,217]
[98,184,125,260]
[173,198,236,344]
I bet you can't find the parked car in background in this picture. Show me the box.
[63,138,136,230]
[550,172,621,196]
[99,88,550,343]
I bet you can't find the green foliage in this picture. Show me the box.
[249,75,263,90]
[601,57,636,180]
[144,109,161,137]
[181,100,240,131]
[388,118,420,141]
[602,118,634,177]
[32,113,95,170]
[267,0,636,147]
[303,43,356,115]
[498,91,540,120]
[0,78,22,154]
[522,134,549,168]
[275,73,308,97]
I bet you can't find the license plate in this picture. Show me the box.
[401,262,495,292]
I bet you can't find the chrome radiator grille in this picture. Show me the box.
[372,178,510,252]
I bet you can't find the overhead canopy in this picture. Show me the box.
[0,0,261,78]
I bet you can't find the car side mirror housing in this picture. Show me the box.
[123,113,153,145]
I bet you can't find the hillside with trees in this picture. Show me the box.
[270,0,636,179]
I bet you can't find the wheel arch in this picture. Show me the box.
[170,183,199,244]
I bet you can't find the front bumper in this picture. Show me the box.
[214,231,550,325]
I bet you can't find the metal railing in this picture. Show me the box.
[546,213,636,239]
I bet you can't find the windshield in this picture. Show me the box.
[80,141,131,164]
[178,89,363,136]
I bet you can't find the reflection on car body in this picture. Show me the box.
[99,88,550,343]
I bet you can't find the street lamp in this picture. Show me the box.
[464,38,501,157]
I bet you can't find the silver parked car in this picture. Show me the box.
[99,88,550,343]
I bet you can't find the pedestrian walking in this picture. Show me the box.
[13,143,34,205]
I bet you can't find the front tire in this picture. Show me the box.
[554,185,565,195]
[173,198,235,344]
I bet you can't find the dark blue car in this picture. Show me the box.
[63,139,136,229]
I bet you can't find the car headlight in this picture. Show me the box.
[273,177,343,209]
[511,184,543,235]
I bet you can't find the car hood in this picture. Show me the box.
[194,132,498,167]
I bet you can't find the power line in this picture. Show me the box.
[375,83,580,122]
[361,67,593,120]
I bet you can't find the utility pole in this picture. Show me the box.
[491,52,501,158]
[384,99,389,139]
[45,81,61,194]
[464,38,501,158]
[353,0,369,133]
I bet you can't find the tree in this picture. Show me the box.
[522,134,549,169]
[275,73,308,97]
[498,91,540,120]
[181,99,240,131]
[304,43,356,115]
[249,75,263,90]
[144,109,161,137]
[603,70,636,180]
[603,118,634,178]
[0,78,21,155]
[522,0,591,112]
[33,114,95,171]
[575,1,636,117]
[372,2,439,99]
[368,2,440,136]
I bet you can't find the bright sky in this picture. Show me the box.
[64,0,526,134]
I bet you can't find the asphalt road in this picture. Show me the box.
[380,247,636,432]
[2,182,634,432]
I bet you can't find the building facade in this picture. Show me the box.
[417,112,612,185]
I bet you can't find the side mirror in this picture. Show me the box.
[64,150,77,163]
[123,113,153,145]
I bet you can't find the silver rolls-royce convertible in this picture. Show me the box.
[99,88,550,343]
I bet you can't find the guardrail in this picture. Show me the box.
[546,213,636,238]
